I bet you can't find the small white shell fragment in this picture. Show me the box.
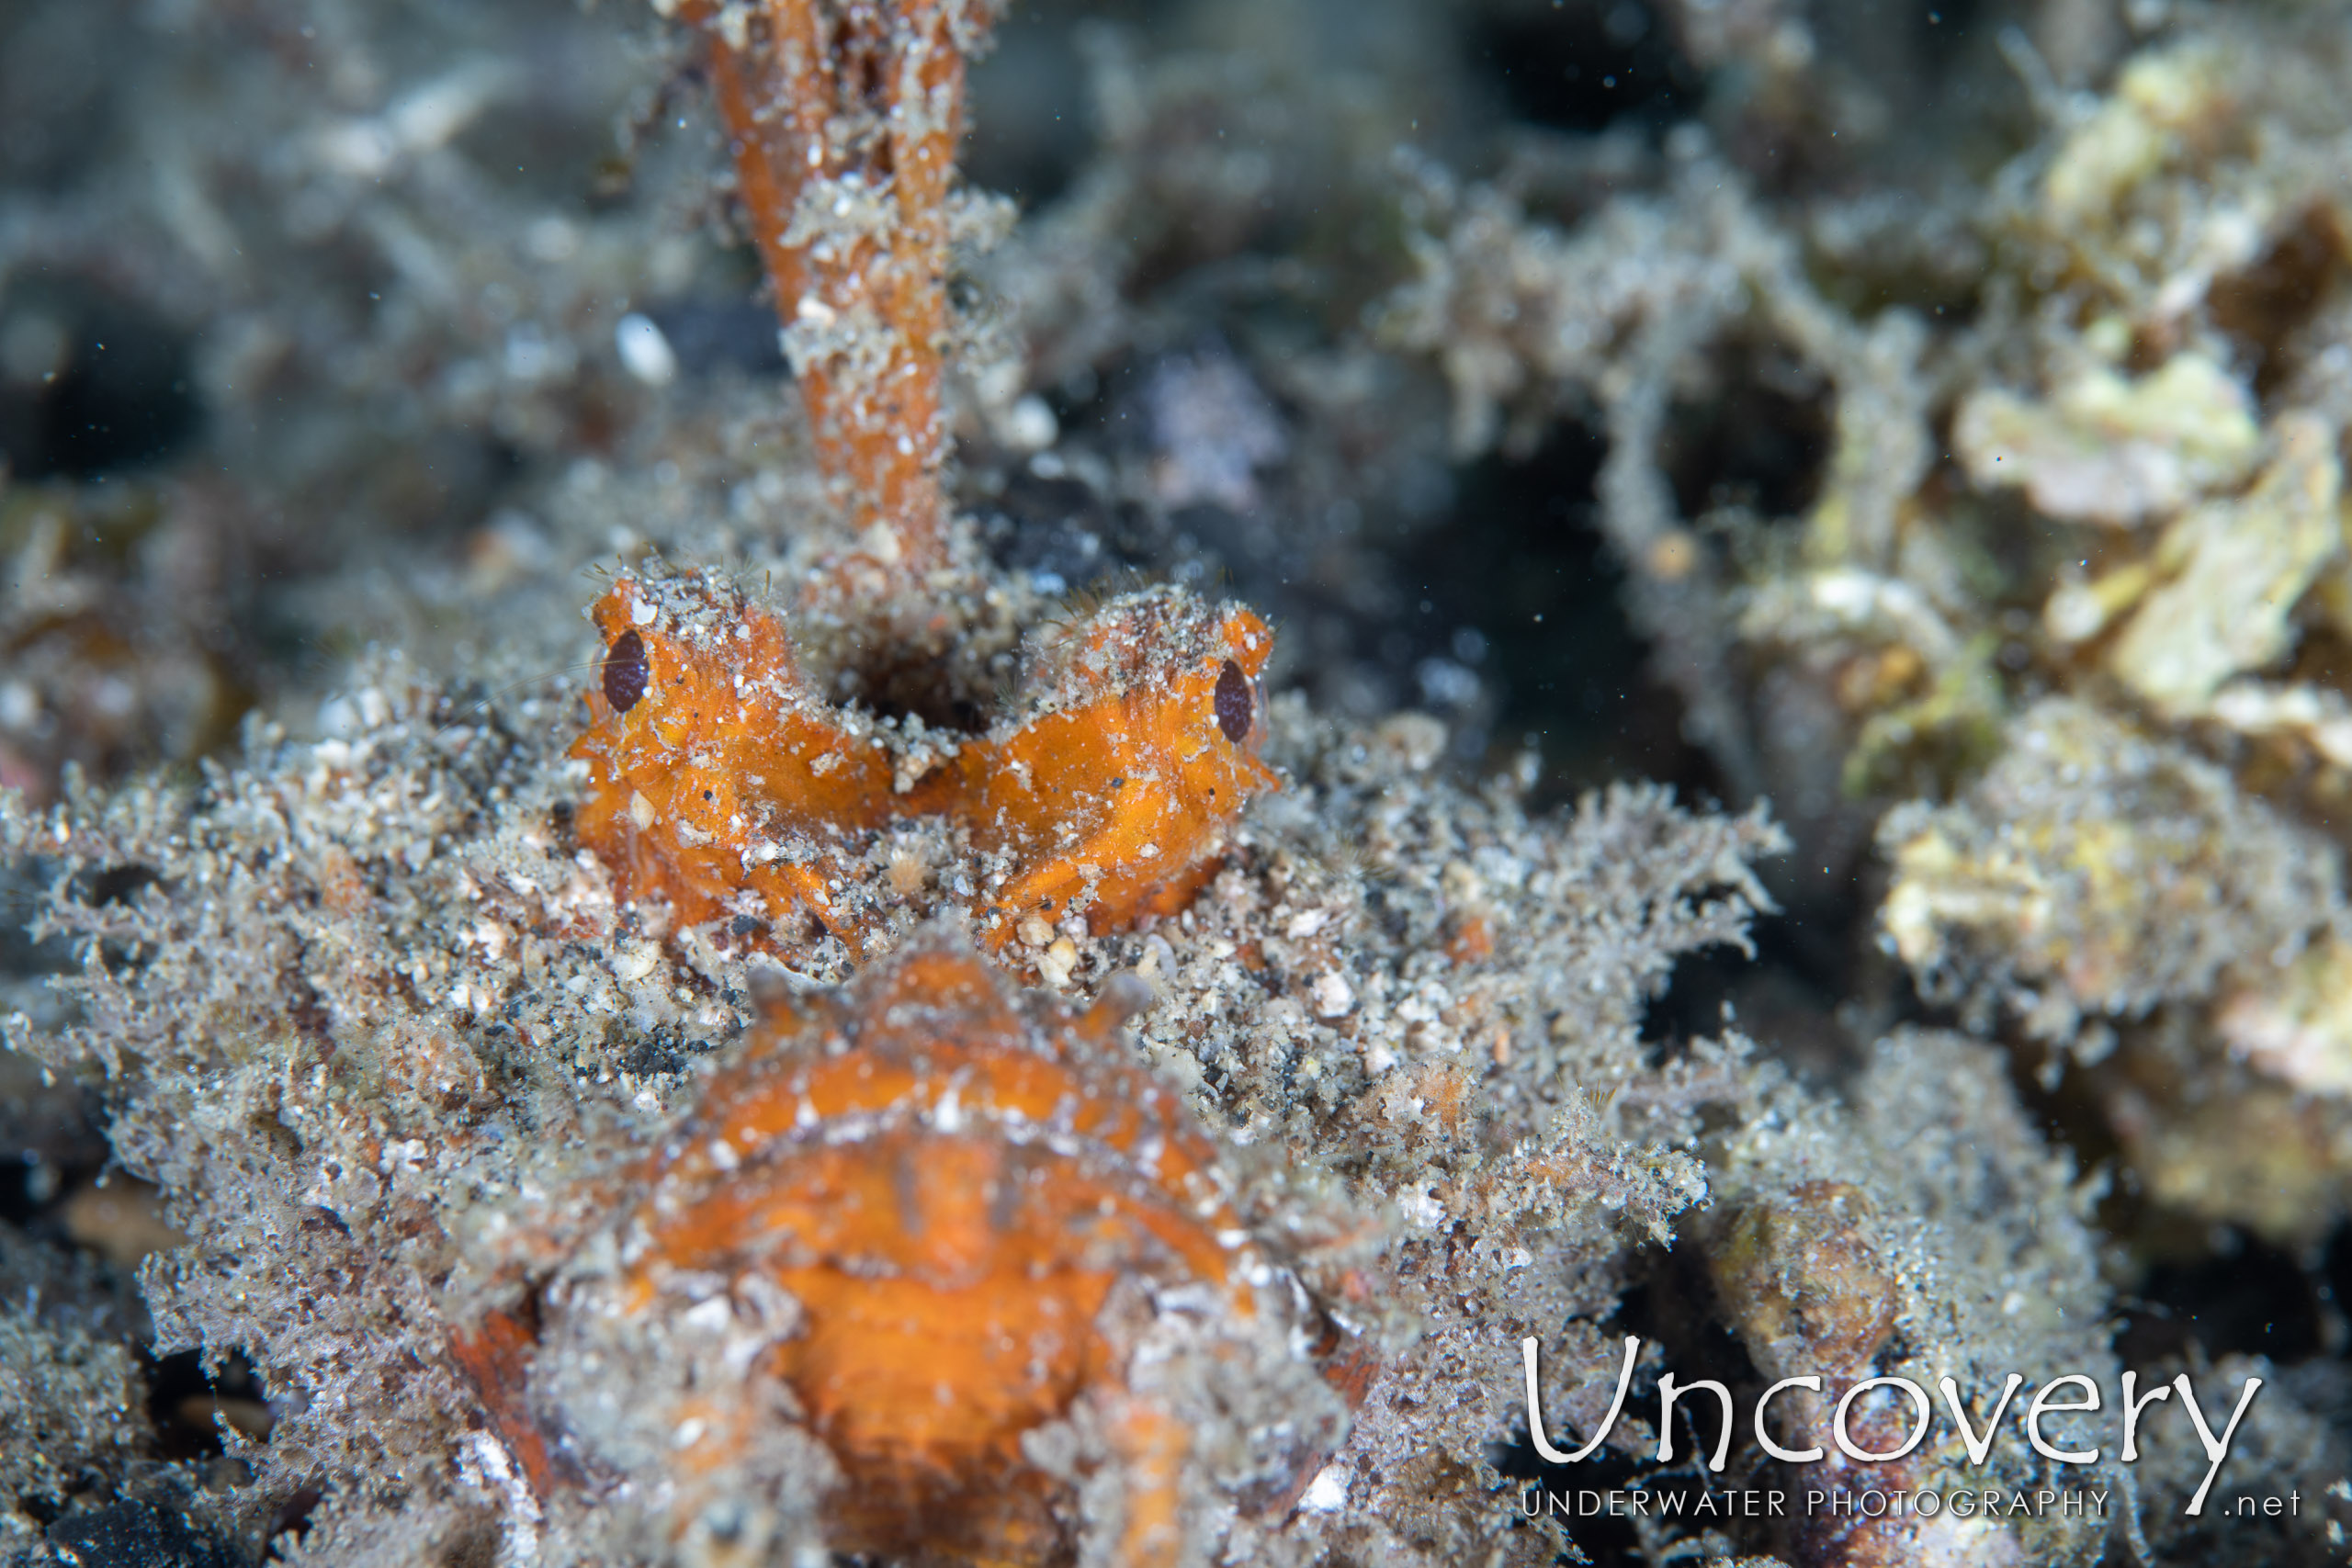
[858,518,904,565]
[1001,394,1057,453]
[1311,970,1355,1019]
[629,790,658,830]
[682,1296,733,1334]
[1038,937,1080,987]
[316,694,362,739]
[1298,1464,1349,1514]
[615,312,678,387]
[1397,1184,1446,1228]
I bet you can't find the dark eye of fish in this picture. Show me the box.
[1214,658,1251,743]
[604,629,649,713]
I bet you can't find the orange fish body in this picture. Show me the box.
[606,942,1262,1562]
[570,575,899,941]
[924,594,1276,939]
[451,940,1357,1566]
[568,570,1277,955]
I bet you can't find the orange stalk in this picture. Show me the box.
[676,0,1000,577]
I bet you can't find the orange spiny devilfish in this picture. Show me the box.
[567,568,1277,954]
[457,936,1345,1565]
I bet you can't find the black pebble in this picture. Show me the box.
[44,1500,244,1568]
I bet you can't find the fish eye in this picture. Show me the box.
[1214,658,1252,743]
[604,629,649,714]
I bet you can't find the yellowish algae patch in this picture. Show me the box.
[2217,935,2352,1098]
[1881,698,2342,1043]
[1955,352,2261,527]
[2041,42,2239,232]
[2103,411,2345,714]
